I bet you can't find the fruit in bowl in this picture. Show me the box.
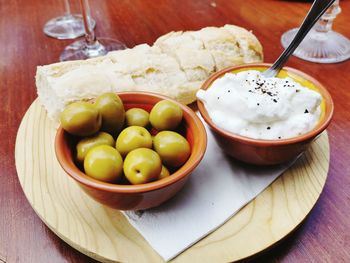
[55,92,207,210]
[197,63,334,165]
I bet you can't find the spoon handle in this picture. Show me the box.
[263,0,336,78]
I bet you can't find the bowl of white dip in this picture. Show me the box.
[197,63,333,165]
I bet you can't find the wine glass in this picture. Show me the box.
[281,0,350,63]
[43,0,96,39]
[59,0,126,61]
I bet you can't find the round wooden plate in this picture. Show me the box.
[15,99,330,262]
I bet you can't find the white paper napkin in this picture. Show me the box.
[124,122,295,261]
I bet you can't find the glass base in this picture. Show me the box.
[43,14,96,40]
[281,28,350,63]
[60,38,127,61]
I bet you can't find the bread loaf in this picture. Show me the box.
[36,25,263,121]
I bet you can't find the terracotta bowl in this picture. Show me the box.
[197,63,334,165]
[55,92,207,210]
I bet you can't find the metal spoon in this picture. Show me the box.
[263,0,336,78]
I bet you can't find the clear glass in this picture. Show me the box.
[60,0,126,61]
[43,0,96,40]
[281,0,350,63]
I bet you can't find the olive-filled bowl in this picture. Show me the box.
[55,92,207,210]
[198,63,334,165]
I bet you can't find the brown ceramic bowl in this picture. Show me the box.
[55,92,207,210]
[197,63,334,165]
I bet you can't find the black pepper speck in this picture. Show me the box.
[304,109,309,113]
[267,126,271,130]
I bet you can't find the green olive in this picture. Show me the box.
[60,101,101,136]
[153,131,190,167]
[116,126,153,157]
[84,145,123,183]
[123,148,162,185]
[76,132,115,163]
[94,93,125,135]
[159,165,170,180]
[125,108,150,127]
[149,100,183,131]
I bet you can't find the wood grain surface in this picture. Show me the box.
[15,99,330,263]
[1,0,350,262]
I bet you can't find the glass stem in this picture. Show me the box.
[312,0,340,38]
[80,0,98,46]
[64,0,71,16]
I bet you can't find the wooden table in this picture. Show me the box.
[1,0,349,262]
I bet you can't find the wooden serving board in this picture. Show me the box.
[15,99,330,262]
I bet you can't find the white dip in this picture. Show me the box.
[197,70,322,140]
